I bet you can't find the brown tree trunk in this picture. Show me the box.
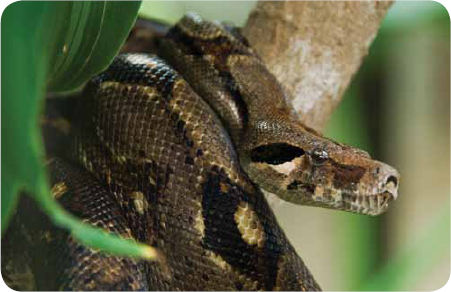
[242,1,393,132]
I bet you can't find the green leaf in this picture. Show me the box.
[2,1,49,233]
[1,180,20,232]
[2,1,155,261]
[46,1,142,91]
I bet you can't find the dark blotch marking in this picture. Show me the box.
[186,139,194,148]
[170,112,178,122]
[287,180,301,190]
[164,108,195,150]
[250,143,305,165]
[331,161,366,189]
[300,185,315,196]
[287,181,315,196]
[185,156,194,165]
[323,188,333,201]
[176,120,185,132]
[201,167,281,290]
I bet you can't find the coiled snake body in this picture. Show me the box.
[2,13,399,290]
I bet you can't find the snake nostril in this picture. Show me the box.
[386,175,398,187]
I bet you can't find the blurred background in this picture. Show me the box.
[138,1,450,291]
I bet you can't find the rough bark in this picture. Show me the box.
[242,1,393,132]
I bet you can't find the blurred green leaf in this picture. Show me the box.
[1,1,155,260]
[383,1,449,31]
[357,205,450,291]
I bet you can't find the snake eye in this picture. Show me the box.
[310,148,329,164]
[250,143,305,165]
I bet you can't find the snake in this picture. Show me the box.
[1,13,400,291]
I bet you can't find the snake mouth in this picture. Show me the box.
[328,188,397,216]
[345,191,396,215]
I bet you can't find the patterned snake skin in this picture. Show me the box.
[1,13,400,290]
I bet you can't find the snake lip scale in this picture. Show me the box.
[2,13,400,291]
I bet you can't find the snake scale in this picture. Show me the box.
[1,13,400,290]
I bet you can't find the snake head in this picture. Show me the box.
[239,119,400,216]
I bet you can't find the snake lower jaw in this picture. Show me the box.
[272,183,398,216]
[331,191,397,216]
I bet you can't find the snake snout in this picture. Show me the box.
[379,167,400,201]
[353,163,400,215]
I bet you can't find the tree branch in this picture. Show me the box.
[242,1,393,132]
